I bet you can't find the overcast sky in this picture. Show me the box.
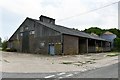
[0,0,119,40]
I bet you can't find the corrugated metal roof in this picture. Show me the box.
[103,31,114,35]
[33,19,110,42]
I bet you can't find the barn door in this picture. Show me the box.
[49,45,55,55]
[22,31,29,53]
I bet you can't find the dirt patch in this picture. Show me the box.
[0,51,118,73]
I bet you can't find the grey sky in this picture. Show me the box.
[0,0,119,40]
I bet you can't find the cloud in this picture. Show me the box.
[0,0,119,39]
[56,0,118,30]
[0,0,43,18]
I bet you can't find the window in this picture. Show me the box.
[31,31,35,34]
[49,20,53,24]
[30,31,35,35]
[20,33,23,36]
[20,27,23,32]
[16,34,19,40]
[25,26,28,30]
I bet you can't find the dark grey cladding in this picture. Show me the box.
[33,18,110,42]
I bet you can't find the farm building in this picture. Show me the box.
[8,15,112,55]
[100,31,117,49]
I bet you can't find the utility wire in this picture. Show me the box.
[57,1,119,22]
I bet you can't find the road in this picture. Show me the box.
[2,63,119,79]
[72,62,119,78]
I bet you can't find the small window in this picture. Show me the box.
[25,26,29,30]
[16,34,19,40]
[49,20,53,24]
[20,27,23,32]
[30,31,35,35]
[31,31,35,34]
[20,33,23,36]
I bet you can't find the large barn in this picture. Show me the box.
[8,15,111,55]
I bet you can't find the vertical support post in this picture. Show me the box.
[86,38,88,53]
[61,34,64,56]
[95,40,97,53]
[101,41,103,52]
[118,1,120,29]
[109,42,111,51]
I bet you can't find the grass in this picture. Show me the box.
[106,53,120,57]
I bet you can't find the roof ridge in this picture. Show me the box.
[29,17,110,42]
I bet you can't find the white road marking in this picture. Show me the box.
[81,69,87,72]
[44,75,55,78]
[65,74,73,77]
[74,72,79,74]
[58,77,63,79]
[57,72,65,76]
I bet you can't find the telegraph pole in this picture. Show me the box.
[118,1,120,29]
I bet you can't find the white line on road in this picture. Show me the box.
[74,72,79,74]
[81,69,87,72]
[44,75,55,78]
[58,77,63,79]
[65,74,73,77]
[57,72,65,76]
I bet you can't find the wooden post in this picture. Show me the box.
[119,1,120,29]
[61,34,64,56]
[101,41,103,52]
[95,40,97,53]
[86,39,88,53]
[109,42,111,51]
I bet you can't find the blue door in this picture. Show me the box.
[49,45,55,55]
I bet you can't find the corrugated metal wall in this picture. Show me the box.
[63,35,79,55]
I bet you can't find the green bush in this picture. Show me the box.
[0,37,2,47]
[2,40,17,52]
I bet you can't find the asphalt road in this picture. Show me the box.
[2,63,119,79]
[72,62,119,78]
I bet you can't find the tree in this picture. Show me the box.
[114,38,120,51]
[108,28,120,38]
[84,27,120,38]
[84,27,103,36]
[2,40,8,51]
[0,37,1,47]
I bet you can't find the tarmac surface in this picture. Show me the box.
[2,63,119,78]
